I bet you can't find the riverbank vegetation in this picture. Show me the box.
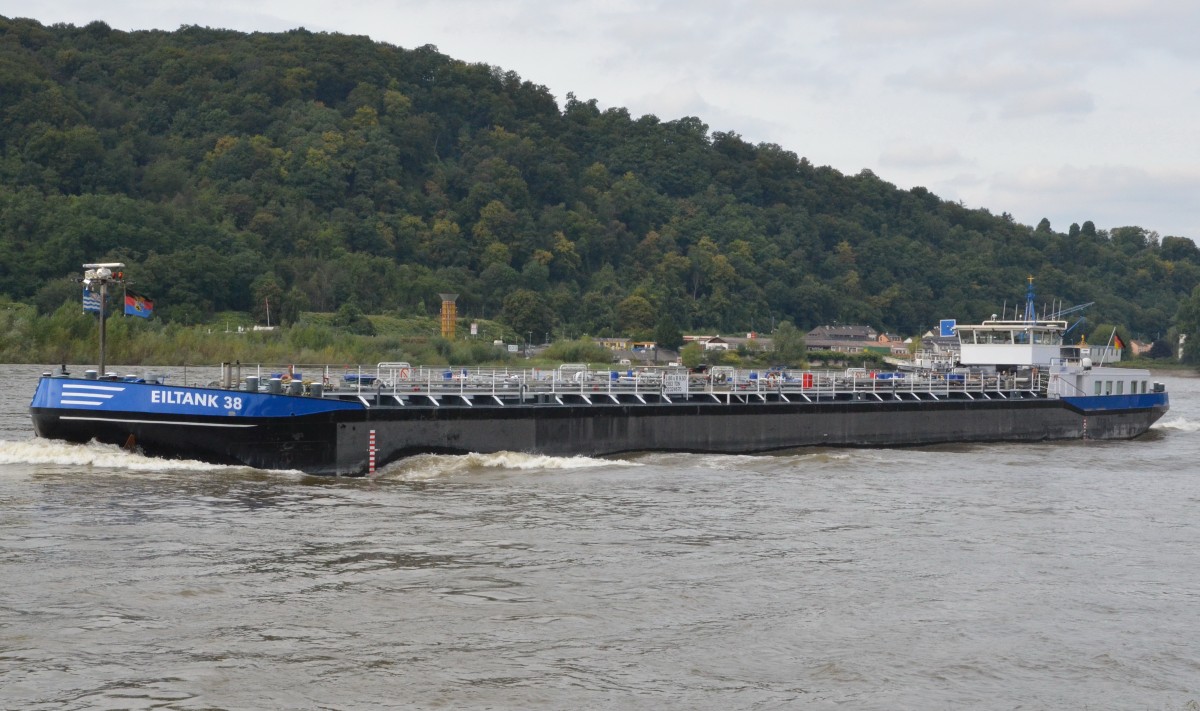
[3,296,830,369]
[1,298,516,367]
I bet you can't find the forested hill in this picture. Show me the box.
[3,16,1199,343]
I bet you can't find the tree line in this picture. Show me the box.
[2,16,1200,362]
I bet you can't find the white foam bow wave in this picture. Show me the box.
[1153,417,1200,433]
[0,437,233,471]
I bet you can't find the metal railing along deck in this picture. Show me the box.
[222,363,1046,404]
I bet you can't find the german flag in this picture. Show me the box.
[1113,332,1126,350]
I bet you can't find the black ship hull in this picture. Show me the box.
[329,395,1167,474]
[30,376,1169,475]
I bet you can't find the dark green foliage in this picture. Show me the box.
[653,315,683,351]
[500,288,554,341]
[0,15,1196,348]
[1147,340,1173,359]
[332,301,375,335]
[770,321,806,366]
[1175,286,1200,364]
[543,338,612,364]
[432,337,511,365]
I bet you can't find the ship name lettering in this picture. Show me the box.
[151,390,221,408]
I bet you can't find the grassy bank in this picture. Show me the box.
[1112,356,1196,374]
[1,301,522,367]
[1,301,653,370]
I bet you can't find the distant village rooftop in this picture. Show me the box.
[805,325,909,357]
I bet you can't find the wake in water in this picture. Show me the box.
[1153,416,1200,433]
[0,437,635,481]
[0,437,247,473]
[375,448,894,482]
[380,451,641,481]
[632,450,857,471]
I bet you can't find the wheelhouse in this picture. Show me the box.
[957,319,1067,368]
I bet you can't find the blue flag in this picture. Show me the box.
[83,287,101,313]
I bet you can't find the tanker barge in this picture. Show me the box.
[30,352,1167,476]
[29,266,1169,475]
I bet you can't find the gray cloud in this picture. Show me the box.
[987,164,1200,238]
[1000,88,1094,119]
[879,145,970,170]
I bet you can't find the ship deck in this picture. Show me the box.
[228,364,1050,409]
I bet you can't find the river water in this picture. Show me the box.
[1,364,1198,710]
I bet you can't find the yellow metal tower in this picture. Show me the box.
[439,293,458,339]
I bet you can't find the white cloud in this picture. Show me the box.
[985,165,1200,237]
[879,145,969,170]
[1000,88,1094,118]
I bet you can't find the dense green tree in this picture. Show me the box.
[251,273,285,325]
[500,288,554,341]
[0,15,1194,353]
[616,294,655,335]
[1161,236,1200,263]
[770,321,806,366]
[1174,286,1200,363]
[679,341,703,369]
[653,315,683,351]
[332,300,375,335]
[280,285,310,326]
[33,276,84,315]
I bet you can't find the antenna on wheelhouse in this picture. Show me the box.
[82,262,125,377]
[1023,275,1036,323]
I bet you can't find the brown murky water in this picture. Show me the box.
[3,366,1199,709]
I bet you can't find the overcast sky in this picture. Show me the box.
[5,1,1198,240]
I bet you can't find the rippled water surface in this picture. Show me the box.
[2,364,1199,709]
